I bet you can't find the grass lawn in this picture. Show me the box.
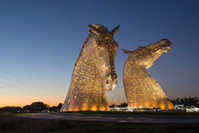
[0,113,199,133]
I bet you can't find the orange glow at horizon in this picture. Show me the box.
[0,96,65,108]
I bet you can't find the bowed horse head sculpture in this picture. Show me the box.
[61,24,120,111]
[88,24,119,91]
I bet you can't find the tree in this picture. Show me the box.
[23,101,47,112]
[57,103,63,109]
[117,102,128,107]
[0,106,22,113]
[170,97,198,106]
[109,104,116,108]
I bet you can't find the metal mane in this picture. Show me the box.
[74,24,109,68]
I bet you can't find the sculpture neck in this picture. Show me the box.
[124,57,146,73]
[73,42,97,77]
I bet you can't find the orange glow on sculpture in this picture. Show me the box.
[144,102,150,108]
[61,24,120,111]
[91,104,98,111]
[123,39,174,110]
[100,106,106,111]
[81,104,87,111]
[167,101,175,109]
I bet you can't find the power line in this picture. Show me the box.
[0,91,35,102]
[0,85,39,96]
[0,68,65,92]
[0,88,56,106]
[0,67,64,106]
[0,77,59,98]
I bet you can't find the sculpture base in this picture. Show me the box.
[61,101,110,112]
[128,100,174,110]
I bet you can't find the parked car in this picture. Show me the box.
[185,106,199,112]
[175,104,185,110]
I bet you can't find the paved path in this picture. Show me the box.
[19,113,199,123]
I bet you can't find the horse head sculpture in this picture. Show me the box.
[123,39,172,69]
[123,39,174,110]
[61,24,119,111]
[88,24,119,91]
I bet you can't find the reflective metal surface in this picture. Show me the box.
[123,39,174,110]
[61,24,119,111]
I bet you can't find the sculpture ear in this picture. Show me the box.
[111,25,120,35]
[122,49,131,54]
[88,24,101,36]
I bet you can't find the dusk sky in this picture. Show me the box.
[0,0,199,107]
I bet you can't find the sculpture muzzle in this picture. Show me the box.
[104,72,118,91]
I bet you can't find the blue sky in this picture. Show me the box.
[0,0,199,107]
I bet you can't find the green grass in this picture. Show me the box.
[1,113,199,133]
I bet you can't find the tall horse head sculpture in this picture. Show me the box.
[123,39,174,110]
[61,24,119,111]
